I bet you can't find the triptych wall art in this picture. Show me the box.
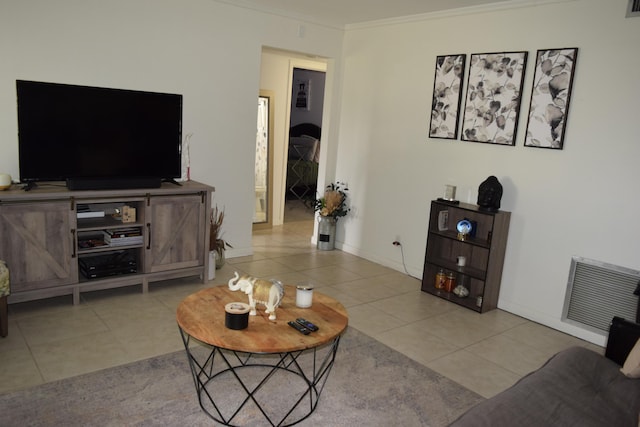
[428,47,578,150]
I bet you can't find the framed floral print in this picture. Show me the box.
[461,51,528,145]
[429,54,466,139]
[524,48,578,149]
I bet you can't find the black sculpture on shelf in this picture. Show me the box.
[477,176,503,212]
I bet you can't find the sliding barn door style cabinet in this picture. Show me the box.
[0,181,213,305]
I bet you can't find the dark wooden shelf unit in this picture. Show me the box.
[421,200,510,313]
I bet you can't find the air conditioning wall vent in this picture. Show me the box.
[562,257,639,337]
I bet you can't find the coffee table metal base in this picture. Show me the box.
[179,327,341,426]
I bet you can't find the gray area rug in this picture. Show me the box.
[0,327,482,426]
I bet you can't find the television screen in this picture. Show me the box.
[16,80,182,188]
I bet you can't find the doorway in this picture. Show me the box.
[257,48,328,228]
[284,67,326,223]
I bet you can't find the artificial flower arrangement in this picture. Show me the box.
[313,181,350,219]
[210,205,232,268]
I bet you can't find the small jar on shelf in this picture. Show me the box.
[435,269,446,290]
[453,274,470,298]
[444,272,456,292]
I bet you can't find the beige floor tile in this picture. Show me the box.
[227,253,270,263]
[315,286,367,307]
[332,277,406,303]
[378,272,423,293]
[231,259,296,277]
[413,309,502,347]
[502,321,591,357]
[303,265,363,286]
[17,307,109,346]
[467,308,529,332]
[147,276,208,295]
[465,333,553,376]
[0,347,44,393]
[155,291,197,313]
[318,250,362,264]
[273,253,342,271]
[8,295,82,319]
[368,291,456,323]
[84,287,168,308]
[338,258,396,278]
[346,304,406,335]
[111,316,184,361]
[94,301,174,331]
[374,324,460,365]
[266,271,319,288]
[0,318,29,353]
[31,331,131,382]
[427,349,521,398]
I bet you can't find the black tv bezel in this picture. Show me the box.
[16,80,183,189]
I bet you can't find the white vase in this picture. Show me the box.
[208,251,216,280]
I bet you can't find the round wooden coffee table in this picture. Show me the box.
[176,284,348,426]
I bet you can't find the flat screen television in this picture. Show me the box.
[16,80,183,190]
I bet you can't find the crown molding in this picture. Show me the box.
[212,0,579,32]
[212,0,346,30]
[345,0,580,31]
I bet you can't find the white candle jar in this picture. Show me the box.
[296,284,314,308]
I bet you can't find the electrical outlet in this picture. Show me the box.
[392,240,401,246]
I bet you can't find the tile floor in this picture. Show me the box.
[0,210,602,399]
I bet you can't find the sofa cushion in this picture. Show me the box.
[450,346,640,427]
[621,338,640,378]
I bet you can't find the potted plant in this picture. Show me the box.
[210,206,232,276]
[313,182,350,250]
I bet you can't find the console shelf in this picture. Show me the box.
[0,180,213,304]
[421,200,510,313]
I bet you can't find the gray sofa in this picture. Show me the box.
[450,317,640,427]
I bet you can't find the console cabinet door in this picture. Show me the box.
[146,194,205,273]
[0,201,77,291]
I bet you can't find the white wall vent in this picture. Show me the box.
[627,0,640,17]
[562,257,639,336]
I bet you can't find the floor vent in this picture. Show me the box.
[627,0,640,17]
[562,257,639,336]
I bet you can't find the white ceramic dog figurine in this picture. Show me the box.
[228,272,284,321]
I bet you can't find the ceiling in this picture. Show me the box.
[220,0,514,28]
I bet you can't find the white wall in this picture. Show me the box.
[336,0,640,344]
[0,0,344,257]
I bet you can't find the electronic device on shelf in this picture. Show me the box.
[16,80,183,191]
[78,250,137,279]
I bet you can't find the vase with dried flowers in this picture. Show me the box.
[210,205,232,272]
[313,182,349,250]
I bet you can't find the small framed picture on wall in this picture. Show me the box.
[295,79,311,111]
